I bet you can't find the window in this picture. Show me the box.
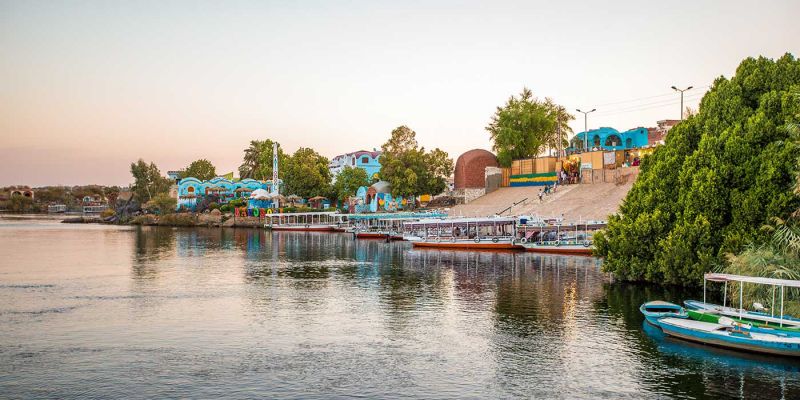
[625,138,632,148]
[187,186,195,193]
[361,156,369,164]
[352,157,355,166]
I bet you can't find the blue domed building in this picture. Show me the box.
[566,127,649,153]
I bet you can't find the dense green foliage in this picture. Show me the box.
[237,139,287,181]
[379,126,454,197]
[332,166,369,201]
[144,193,177,214]
[184,159,217,180]
[130,159,172,202]
[595,54,800,285]
[486,88,574,167]
[283,147,331,198]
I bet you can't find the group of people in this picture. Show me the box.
[558,169,580,185]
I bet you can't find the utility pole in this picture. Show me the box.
[576,108,596,152]
[671,86,693,120]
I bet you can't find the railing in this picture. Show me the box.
[497,198,528,215]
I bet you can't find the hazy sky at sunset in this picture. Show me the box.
[1,0,798,186]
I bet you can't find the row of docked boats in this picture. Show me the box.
[641,273,800,357]
[262,212,603,255]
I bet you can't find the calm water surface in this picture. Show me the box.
[1,217,798,399]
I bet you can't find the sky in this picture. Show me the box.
[1,0,798,187]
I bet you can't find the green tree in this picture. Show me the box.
[283,147,331,198]
[7,195,35,213]
[595,54,800,285]
[144,193,177,214]
[184,159,217,180]
[379,126,454,197]
[486,88,574,167]
[332,166,369,201]
[238,139,288,180]
[130,159,172,202]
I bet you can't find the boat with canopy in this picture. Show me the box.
[515,218,604,255]
[685,273,800,328]
[640,273,800,356]
[263,212,347,232]
[349,212,446,240]
[403,217,520,250]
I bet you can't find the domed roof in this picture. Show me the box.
[250,189,272,199]
[454,149,498,189]
[370,180,392,194]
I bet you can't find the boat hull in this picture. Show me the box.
[410,239,520,250]
[520,243,593,255]
[655,317,800,357]
[356,232,389,239]
[268,225,336,232]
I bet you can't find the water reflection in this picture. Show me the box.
[4,223,799,399]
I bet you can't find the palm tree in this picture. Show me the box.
[238,140,265,179]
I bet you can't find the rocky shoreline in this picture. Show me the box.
[61,210,267,228]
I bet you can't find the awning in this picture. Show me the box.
[705,273,800,288]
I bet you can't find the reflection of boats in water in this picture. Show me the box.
[642,320,800,372]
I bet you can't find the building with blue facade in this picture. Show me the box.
[329,150,382,182]
[176,177,281,211]
[566,127,649,153]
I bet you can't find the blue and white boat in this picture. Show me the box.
[685,273,800,328]
[639,301,688,325]
[652,316,800,357]
[642,273,800,357]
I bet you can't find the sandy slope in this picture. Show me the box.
[447,181,634,221]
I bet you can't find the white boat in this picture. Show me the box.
[403,217,520,250]
[686,273,800,328]
[654,316,800,357]
[264,212,347,232]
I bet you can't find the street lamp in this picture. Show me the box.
[671,85,693,120]
[576,108,596,152]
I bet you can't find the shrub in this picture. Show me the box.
[158,213,197,227]
[208,202,219,210]
[596,54,800,285]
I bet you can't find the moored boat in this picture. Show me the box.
[652,316,800,357]
[264,212,345,232]
[640,301,688,325]
[403,217,521,250]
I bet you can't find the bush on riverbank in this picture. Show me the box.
[131,214,158,225]
[158,213,197,227]
[595,54,800,285]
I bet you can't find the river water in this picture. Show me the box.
[0,217,798,399]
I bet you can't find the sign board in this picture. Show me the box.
[581,162,593,170]
[603,151,616,165]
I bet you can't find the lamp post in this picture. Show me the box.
[576,108,596,152]
[671,86,693,120]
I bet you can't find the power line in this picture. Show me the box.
[589,85,709,109]
[594,92,705,116]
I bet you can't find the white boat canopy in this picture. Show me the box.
[705,273,800,288]
[703,273,800,327]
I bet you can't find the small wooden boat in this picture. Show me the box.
[686,273,800,328]
[640,301,688,325]
[687,309,800,336]
[684,300,800,327]
[652,316,800,357]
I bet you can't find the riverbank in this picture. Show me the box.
[124,211,265,228]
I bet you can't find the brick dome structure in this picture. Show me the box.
[454,149,498,189]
